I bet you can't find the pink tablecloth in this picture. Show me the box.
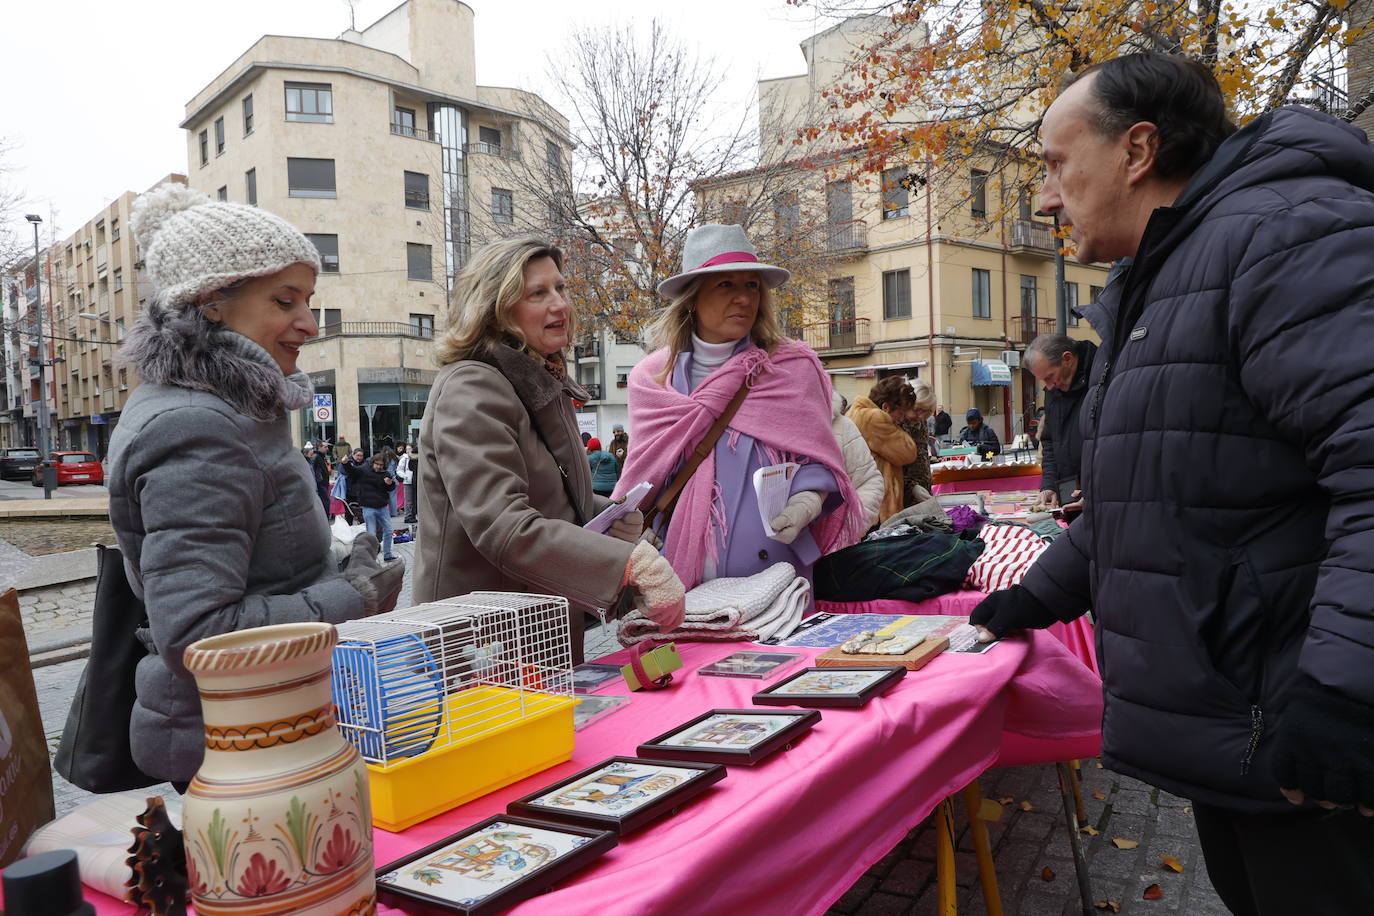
[931,472,1044,495]
[87,633,1100,916]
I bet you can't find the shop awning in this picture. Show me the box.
[826,360,928,376]
[971,359,1012,386]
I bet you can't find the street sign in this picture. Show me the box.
[90,414,107,425]
[313,394,333,409]
[314,405,333,422]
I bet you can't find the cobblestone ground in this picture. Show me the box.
[25,520,1218,914]
[0,518,116,555]
[19,578,96,642]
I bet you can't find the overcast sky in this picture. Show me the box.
[0,0,837,241]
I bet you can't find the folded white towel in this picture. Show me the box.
[618,562,811,646]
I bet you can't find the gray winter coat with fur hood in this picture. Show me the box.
[110,304,364,782]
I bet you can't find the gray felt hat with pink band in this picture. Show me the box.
[657,224,791,298]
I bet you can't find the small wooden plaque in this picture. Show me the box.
[815,636,949,672]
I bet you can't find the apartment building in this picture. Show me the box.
[699,17,1110,441]
[1,255,48,451]
[181,0,571,449]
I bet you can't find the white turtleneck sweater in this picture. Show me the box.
[689,333,742,391]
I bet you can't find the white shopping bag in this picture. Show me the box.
[331,514,365,547]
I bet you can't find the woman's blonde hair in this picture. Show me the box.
[910,378,936,412]
[643,273,787,382]
[435,237,569,365]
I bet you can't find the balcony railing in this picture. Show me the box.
[1011,219,1057,252]
[574,341,601,360]
[582,383,602,400]
[795,317,871,352]
[1011,315,1055,346]
[390,122,439,142]
[825,220,868,252]
[464,141,520,159]
[312,321,434,341]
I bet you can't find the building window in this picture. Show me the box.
[1089,284,1103,304]
[477,125,502,155]
[882,269,912,320]
[242,94,254,134]
[972,268,991,319]
[96,221,106,245]
[285,82,333,123]
[492,188,514,224]
[287,157,336,198]
[216,186,228,202]
[407,243,433,281]
[1018,185,1034,221]
[404,171,429,210]
[826,180,853,224]
[245,168,257,206]
[409,313,435,338]
[1064,281,1080,326]
[1020,274,1038,316]
[971,169,988,219]
[393,107,416,136]
[882,167,908,220]
[773,190,799,240]
[306,234,340,273]
[311,308,342,330]
[113,268,123,292]
[546,140,562,174]
[110,218,120,241]
[214,117,226,155]
[198,130,208,166]
[828,277,855,323]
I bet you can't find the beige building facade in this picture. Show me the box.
[180,0,570,449]
[702,18,1110,442]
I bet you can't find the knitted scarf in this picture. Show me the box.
[614,339,867,588]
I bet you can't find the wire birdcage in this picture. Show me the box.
[331,592,573,767]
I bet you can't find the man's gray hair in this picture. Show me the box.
[1026,333,1077,367]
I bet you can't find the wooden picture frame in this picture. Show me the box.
[507,756,727,834]
[636,708,821,765]
[375,814,617,915]
[752,665,906,708]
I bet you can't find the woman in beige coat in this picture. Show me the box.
[414,237,683,662]
[846,376,920,523]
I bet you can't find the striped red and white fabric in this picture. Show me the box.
[965,523,1049,593]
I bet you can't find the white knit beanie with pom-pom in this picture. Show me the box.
[130,182,321,307]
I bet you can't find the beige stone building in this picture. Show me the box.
[32,176,184,456]
[700,17,1110,442]
[180,0,570,449]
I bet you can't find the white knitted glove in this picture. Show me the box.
[608,509,644,544]
[768,491,823,545]
[624,541,685,631]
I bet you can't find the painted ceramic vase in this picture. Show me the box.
[181,621,376,916]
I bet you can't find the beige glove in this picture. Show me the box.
[341,534,405,616]
[608,509,644,544]
[768,491,823,545]
[624,541,685,631]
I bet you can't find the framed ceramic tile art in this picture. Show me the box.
[635,708,821,765]
[752,665,906,708]
[507,756,727,834]
[375,815,617,915]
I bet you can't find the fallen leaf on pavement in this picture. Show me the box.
[1096,762,1104,768]
[1143,883,1164,899]
[1111,837,1139,850]
[1092,792,1107,800]
[1041,866,1056,881]
[1080,825,1100,836]
[1159,855,1184,873]
[998,796,1015,805]
[1093,902,1122,913]
[1018,800,1034,811]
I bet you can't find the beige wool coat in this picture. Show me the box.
[846,396,918,523]
[414,343,633,662]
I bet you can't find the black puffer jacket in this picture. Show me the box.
[1037,338,1097,494]
[344,463,395,509]
[1022,107,1374,813]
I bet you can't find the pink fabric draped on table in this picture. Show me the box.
[930,472,1045,495]
[86,633,1100,916]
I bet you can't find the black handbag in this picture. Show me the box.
[53,543,158,792]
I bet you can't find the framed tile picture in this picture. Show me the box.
[752,665,906,708]
[507,756,727,833]
[375,815,617,915]
[635,708,821,765]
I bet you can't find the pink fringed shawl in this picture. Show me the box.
[614,339,868,588]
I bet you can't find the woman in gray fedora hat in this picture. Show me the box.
[615,224,868,600]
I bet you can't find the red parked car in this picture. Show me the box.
[32,451,105,487]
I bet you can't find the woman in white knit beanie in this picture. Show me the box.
[100,183,403,786]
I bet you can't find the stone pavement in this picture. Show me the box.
[23,517,1223,914]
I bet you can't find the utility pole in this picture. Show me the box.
[26,214,55,499]
[1053,216,1067,335]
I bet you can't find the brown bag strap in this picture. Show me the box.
[642,379,751,533]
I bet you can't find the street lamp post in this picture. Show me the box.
[25,214,55,499]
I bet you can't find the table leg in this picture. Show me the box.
[960,780,1004,916]
[935,797,959,914]
[1056,761,1096,916]
[1069,758,1087,823]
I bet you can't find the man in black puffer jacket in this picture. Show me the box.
[972,53,1374,914]
[1024,333,1097,507]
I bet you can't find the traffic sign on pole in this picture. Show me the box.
[315,405,333,422]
